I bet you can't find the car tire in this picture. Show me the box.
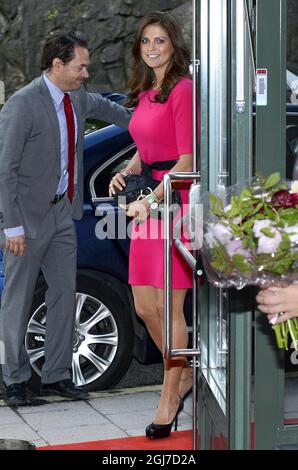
[25,271,134,392]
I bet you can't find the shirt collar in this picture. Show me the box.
[43,73,69,106]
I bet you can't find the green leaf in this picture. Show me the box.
[227,207,240,218]
[250,202,265,216]
[209,193,225,217]
[242,236,254,249]
[209,193,223,210]
[278,207,298,227]
[211,260,225,271]
[241,219,255,232]
[240,188,252,200]
[278,233,290,252]
[264,172,280,190]
[225,196,240,218]
[209,243,234,275]
[232,254,253,274]
[260,227,275,238]
[272,259,292,274]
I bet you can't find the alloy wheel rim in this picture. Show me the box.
[25,292,119,386]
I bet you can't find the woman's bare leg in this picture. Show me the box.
[132,285,162,349]
[132,285,190,423]
[179,361,193,399]
[152,288,188,424]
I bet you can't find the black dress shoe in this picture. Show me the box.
[40,379,89,399]
[5,383,28,406]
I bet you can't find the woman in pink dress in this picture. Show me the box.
[109,11,194,439]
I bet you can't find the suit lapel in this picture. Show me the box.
[70,91,84,188]
[70,91,83,146]
[36,78,84,185]
[37,76,61,158]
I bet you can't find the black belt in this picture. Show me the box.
[51,192,66,204]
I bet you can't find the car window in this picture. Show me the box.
[85,93,128,135]
[91,145,136,198]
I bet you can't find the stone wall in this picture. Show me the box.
[0,0,297,98]
[0,0,190,97]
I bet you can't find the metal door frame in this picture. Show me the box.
[164,0,298,451]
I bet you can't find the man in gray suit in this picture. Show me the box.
[0,31,131,404]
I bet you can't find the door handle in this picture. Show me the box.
[236,0,246,113]
[163,172,201,360]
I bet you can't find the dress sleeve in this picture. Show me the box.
[171,79,194,157]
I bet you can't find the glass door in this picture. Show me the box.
[197,0,254,449]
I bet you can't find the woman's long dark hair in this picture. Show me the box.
[126,11,190,107]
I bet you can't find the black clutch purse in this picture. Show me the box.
[114,173,159,205]
[113,160,182,207]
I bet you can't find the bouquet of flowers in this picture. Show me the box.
[201,173,298,350]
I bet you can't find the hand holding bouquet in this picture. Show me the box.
[201,173,298,350]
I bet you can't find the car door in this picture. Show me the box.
[89,142,136,259]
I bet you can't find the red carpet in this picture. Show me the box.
[37,418,298,450]
[38,430,192,451]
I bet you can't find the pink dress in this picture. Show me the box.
[128,78,193,289]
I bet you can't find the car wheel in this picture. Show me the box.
[25,271,134,391]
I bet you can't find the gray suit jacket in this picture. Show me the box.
[0,76,132,238]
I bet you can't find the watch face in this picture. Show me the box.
[150,201,159,210]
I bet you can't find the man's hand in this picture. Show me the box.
[6,235,26,256]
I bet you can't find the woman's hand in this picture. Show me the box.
[108,171,128,196]
[256,285,298,324]
[126,198,149,223]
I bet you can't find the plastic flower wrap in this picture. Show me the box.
[201,173,298,350]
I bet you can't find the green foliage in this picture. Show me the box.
[205,172,298,352]
[232,254,253,274]
[84,119,107,134]
[206,172,298,278]
[47,9,59,21]
[264,172,281,190]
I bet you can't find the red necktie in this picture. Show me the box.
[63,93,75,203]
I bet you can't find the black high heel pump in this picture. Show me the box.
[145,397,184,439]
